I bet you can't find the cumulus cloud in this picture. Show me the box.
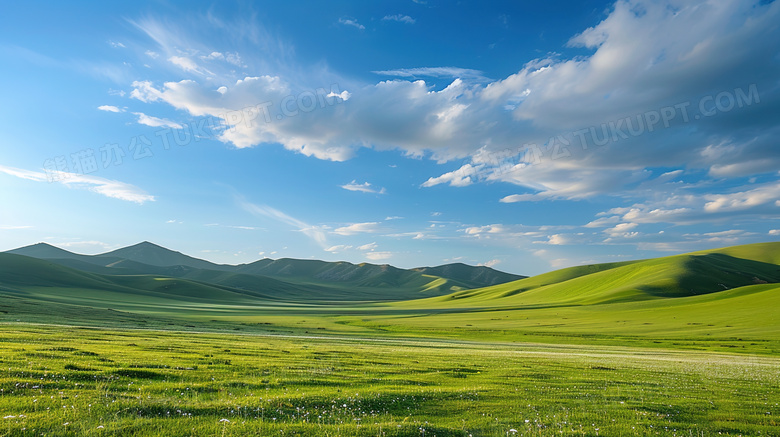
[422,164,475,187]
[602,222,640,241]
[0,165,154,204]
[129,0,779,207]
[769,230,780,236]
[703,183,780,213]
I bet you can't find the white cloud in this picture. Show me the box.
[769,230,780,236]
[681,229,754,244]
[201,51,225,61]
[421,164,474,187]
[464,224,507,235]
[341,180,386,194]
[238,199,328,248]
[0,225,33,230]
[133,112,182,129]
[168,56,212,75]
[0,165,154,204]
[325,245,352,253]
[108,41,125,48]
[338,18,365,30]
[584,216,621,228]
[129,0,780,213]
[382,15,416,24]
[478,259,501,268]
[547,234,571,245]
[98,105,122,113]
[365,251,393,261]
[357,242,378,251]
[704,183,780,213]
[373,67,485,81]
[201,51,245,67]
[333,222,380,236]
[58,240,114,250]
[602,222,640,241]
[145,50,159,59]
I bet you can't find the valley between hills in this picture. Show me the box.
[2,240,779,354]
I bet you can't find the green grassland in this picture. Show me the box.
[1,242,779,435]
[2,242,779,353]
[1,325,779,436]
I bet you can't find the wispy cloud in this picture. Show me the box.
[325,244,352,253]
[365,251,393,261]
[0,225,33,230]
[98,105,122,113]
[0,165,155,204]
[133,112,182,129]
[333,222,381,236]
[238,198,328,248]
[373,67,486,80]
[357,242,378,251]
[338,17,365,30]
[168,56,212,75]
[478,259,501,268]
[382,14,416,24]
[341,180,386,194]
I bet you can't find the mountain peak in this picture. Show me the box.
[5,242,79,258]
[97,242,231,270]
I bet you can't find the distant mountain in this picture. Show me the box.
[2,241,527,302]
[97,241,234,271]
[412,263,526,288]
[238,258,438,287]
[6,242,123,266]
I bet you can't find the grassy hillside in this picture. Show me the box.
[4,242,518,298]
[409,243,780,309]
[1,242,778,353]
[412,262,526,287]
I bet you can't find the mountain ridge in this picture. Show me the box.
[5,241,524,289]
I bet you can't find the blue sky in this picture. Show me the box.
[1,0,778,275]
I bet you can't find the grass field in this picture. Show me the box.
[1,324,779,436]
[2,242,779,435]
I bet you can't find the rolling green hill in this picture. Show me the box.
[2,241,778,351]
[404,242,780,309]
[412,262,526,287]
[4,242,520,298]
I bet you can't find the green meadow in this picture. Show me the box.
[1,242,780,435]
[1,325,779,436]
